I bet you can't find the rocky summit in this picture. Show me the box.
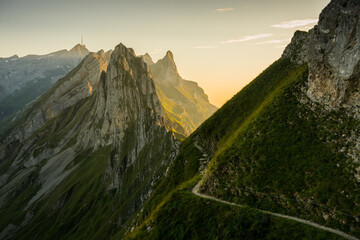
[283,0,360,117]
[144,51,217,136]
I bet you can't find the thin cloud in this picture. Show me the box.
[222,34,273,44]
[214,8,234,13]
[193,46,217,49]
[271,19,318,29]
[256,38,291,45]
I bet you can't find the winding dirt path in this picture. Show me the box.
[191,139,359,240]
[192,181,359,240]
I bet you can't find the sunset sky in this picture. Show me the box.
[0,0,330,106]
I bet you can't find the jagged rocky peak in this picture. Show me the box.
[165,50,174,60]
[70,43,89,55]
[105,49,113,61]
[142,53,154,65]
[149,50,182,85]
[282,30,309,65]
[75,43,176,198]
[163,51,177,69]
[77,42,167,148]
[144,50,217,136]
[306,0,360,115]
[104,43,163,117]
[95,49,113,64]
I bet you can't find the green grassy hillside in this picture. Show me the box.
[200,62,360,235]
[126,58,360,239]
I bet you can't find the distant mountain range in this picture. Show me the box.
[0,44,90,123]
[0,44,217,136]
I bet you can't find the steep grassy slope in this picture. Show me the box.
[200,63,360,236]
[155,80,217,136]
[126,58,359,239]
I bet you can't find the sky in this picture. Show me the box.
[0,0,330,107]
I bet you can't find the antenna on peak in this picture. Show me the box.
[81,35,84,46]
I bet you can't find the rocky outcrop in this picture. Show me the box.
[281,0,360,117]
[76,44,168,149]
[142,53,154,65]
[306,0,360,116]
[143,51,218,136]
[282,31,309,65]
[281,0,360,170]
[3,50,109,143]
[148,51,182,85]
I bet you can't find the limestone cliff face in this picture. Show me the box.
[0,50,110,204]
[280,0,360,171]
[84,45,177,219]
[282,31,309,65]
[143,51,218,136]
[306,0,360,115]
[3,50,109,143]
[76,44,168,149]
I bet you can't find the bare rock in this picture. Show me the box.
[306,0,360,116]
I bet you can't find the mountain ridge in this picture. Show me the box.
[0,43,91,125]
[127,0,360,238]
[143,51,217,136]
[0,42,180,239]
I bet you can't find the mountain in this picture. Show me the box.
[0,44,178,239]
[0,44,90,125]
[0,43,218,239]
[2,0,359,239]
[125,0,360,239]
[143,51,217,136]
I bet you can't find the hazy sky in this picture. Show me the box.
[0,0,330,106]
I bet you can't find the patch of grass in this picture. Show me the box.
[0,169,41,230]
[13,146,114,240]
